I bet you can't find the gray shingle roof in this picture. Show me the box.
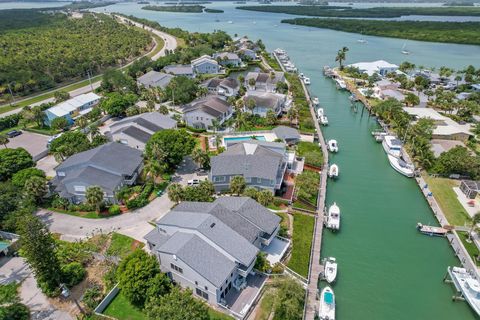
[62,166,123,194]
[183,96,230,118]
[121,126,151,143]
[211,154,280,181]
[144,228,170,248]
[164,64,193,75]
[110,112,176,132]
[137,71,173,89]
[273,126,301,142]
[244,92,284,109]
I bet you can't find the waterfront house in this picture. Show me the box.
[213,52,242,67]
[202,78,240,97]
[237,48,257,60]
[183,95,233,130]
[164,64,195,78]
[108,112,177,150]
[243,91,286,117]
[210,140,290,193]
[50,142,143,204]
[191,55,220,74]
[245,71,285,92]
[273,126,301,145]
[145,197,280,308]
[348,60,399,77]
[44,92,101,126]
[137,71,174,89]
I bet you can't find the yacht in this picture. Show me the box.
[416,223,449,237]
[299,72,305,79]
[228,21,233,24]
[335,78,347,89]
[382,135,402,158]
[317,108,324,118]
[318,286,336,320]
[447,267,480,317]
[303,77,311,85]
[328,164,339,179]
[326,202,340,230]
[312,97,319,105]
[387,154,414,178]
[320,115,329,126]
[323,257,338,284]
[328,140,338,153]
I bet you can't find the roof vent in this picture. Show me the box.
[210,223,216,228]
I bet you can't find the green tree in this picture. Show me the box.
[403,92,420,107]
[191,148,210,170]
[164,76,199,104]
[432,146,480,179]
[243,187,259,200]
[273,277,305,320]
[0,134,9,148]
[159,105,169,115]
[24,176,47,203]
[100,92,138,117]
[257,189,274,207]
[17,216,62,296]
[85,186,104,213]
[167,183,184,204]
[335,46,349,70]
[75,116,88,129]
[0,303,30,320]
[230,176,246,195]
[0,148,34,181]
[145,288,209,320]
[50,117,69,131]
[0,182,20,226]
[32,106,45,128]
[266,109,277,126]
[54,90,70,103]
[49,131,91,161]
[468,212,480,242]
[246,97,256,113]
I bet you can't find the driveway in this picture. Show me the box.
[36,155,58,178]
[0,131,50,161]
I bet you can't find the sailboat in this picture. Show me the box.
[357,30,367,43]
[401,42,410,55]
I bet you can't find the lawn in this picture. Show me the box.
[287,213,315,278]
[458,231,480,263]
[209,309,234,320]
[296,141,323,168]
[424,176,470,226]
[254,286,276,320]
[106,232,144,258]
[0,283,19,304]
[103,291,147,320]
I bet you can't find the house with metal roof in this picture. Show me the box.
[145,197,281,308]
[210,140,289,193]
[191,55,220,74]
[183,95,233,130]
[108,112,177,150]
[136,71,174,89]
[213,52,242,67]
[44,92,101,126]
[348,60,399,77]
[243,91,286,117]
[245,71,285,92]
[50,142,143,204]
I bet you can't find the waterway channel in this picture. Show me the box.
[5,1,480,318]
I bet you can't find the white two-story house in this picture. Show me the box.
[183,96,233,130]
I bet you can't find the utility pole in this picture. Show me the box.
[7,83,16,106]
[87,69,94,91]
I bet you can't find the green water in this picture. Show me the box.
[6,1,479,318]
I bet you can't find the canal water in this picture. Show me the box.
[5,1,480,318]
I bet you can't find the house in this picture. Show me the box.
[403,107,473,142]
[379,89,405,101]
[137,71,174,89]
[375,79,400,91]
[472,84,480,92]
[183,96,233,130]
[191,55,220,74]
[164,64,195,78]
[145,197,281,308]
[348,60,399,77]
[210,140,290,193]
[460,180,480,199]
[202,78,240,97]
[245,71,285,92]
[108,112,177,150]
[213,52,242,67]
[244,92,286,117]
[237,48,257,60]
[273,126,301,145]
[50,142,143,204]
[44,93,101,126]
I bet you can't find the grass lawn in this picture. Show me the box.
[424,176,470,226]
[287,213,315,278]
[0,283,19,304]
[296,141,323,168]
[458,231,480,263]
[254,286,276,320]
[103,291,147,320]
[292,200,316,212]
[106,232,144,258]
[209,309,234,320]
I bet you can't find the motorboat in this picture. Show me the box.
[335,78,346,89]
[299,73,305,79]
[328,140,338,153]
[318,286,335,320]
[416,223,450,237]
[312,97,319,105]
[227,20,233,24]
[328,164,339,179]
[357,39,367,44]
[317,108,324,118]
[447,267,480,317]
[320,115,329,126]
[387,154,414,178]
[382,135,402,158]
[323,257,338,284]
[303,77,311,85]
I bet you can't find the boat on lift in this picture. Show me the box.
[312,97,319,105]
[320,115,329,126]
[318,286,336,320]
[317,108,324,118]
[326,202,340,230]
[303,77,311,85]
[328,164,339,179]
[299,72,305,79]
[323,257,338,284]
[328,140,338,153]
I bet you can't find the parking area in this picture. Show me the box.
[1,131,51,161]
[173,156,208,186]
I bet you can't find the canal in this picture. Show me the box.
[98,2,479,319]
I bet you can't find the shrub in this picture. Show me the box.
[82,284,103,313]
[0,303,30,320]
[11,168,45,187]
[271,262,285,274]
[108,204,121,215]
[61,262,86,288]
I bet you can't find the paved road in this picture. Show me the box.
[0,16,177,118]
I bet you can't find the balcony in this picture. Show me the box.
[237,259,255,278]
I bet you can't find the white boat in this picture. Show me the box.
[387,154,414,178]
[416,223,450,237]
[357,39,367,44]
[447,266,480,317]
[327,140,338,153]
[318,286,335,320]
[334,78,346,89]
[299,73,305,79]
[328,164,338,179]
[303,77,311,85]
[382,135,402,158]
[323,257,338,283]
[401,42,410,55]
[228,20,233,24]
[320,115,328,126]
[312,97,319,105]
[317,108,324,118]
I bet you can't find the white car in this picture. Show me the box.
[187,179,200,186]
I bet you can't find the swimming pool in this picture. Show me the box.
[223,135,266,143]
[0,241,10,251]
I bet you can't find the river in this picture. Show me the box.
[5,1,480,319]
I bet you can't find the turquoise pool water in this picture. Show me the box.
[0,241,10,251]
[224,136,266,143]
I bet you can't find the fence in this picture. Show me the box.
[94,284,119,315]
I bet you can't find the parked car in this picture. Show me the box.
[6,130,22,138]
[187,179,200,186]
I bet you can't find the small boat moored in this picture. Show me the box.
[328,140,338,153]
[320,115,329,126]
[303,77,311,85]
[326,202,340,231]
[318,286,336,320]
[416,223,450,237]
[328,164,339,179]
[312,97,319,105]
[323,257,338,284]
[317,108,324,118]
[335,78,347,90]
[387,154,414,178]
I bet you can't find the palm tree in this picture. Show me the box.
[196,86,208,98]
[287,107,298,125]
[143,157,162,186]
[468,212,480,242]
[246,98,256,113]
[235,99,245,113]
[235,112,248,130]
[76,116,88,129]
[85,186,104,213]
[0,135,9,148]
[88,124,100,141]
[211,118,220,133]
[167,183,184,204]
[335,46,349,70]
[229,176,246,196]
[455,74,462,87]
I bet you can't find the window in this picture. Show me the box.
[58,171,65,177]
[214,176,226,183]
[195,288,209,300]
[195,281,198,285]
[204,286,208,291]
[170,263,183,274]
[74,186,86,192]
